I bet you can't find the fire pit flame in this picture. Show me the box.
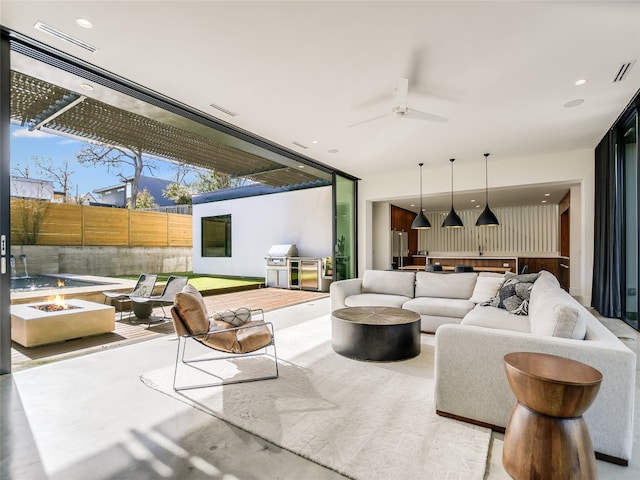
[57,278,65,287]
[30,293,81,312]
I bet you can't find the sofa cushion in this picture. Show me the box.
[528,270,561,318]
[361,269,415,298]
[415,271,478,299]
[403,297,475,319]
[462,304,531,333]
[469,273,505,304]
[345,293,411,309]
[530,291,587,340]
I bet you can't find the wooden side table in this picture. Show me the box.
[502,352,602,480]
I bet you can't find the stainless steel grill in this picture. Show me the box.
[265,244,298,288]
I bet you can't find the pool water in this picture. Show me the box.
[10,275,109,293]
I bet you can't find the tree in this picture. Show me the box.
[191,169,247,193]
[34,157,75,203]
[77,143,157,209]
[162,182,193,205]
[131,188,159,209]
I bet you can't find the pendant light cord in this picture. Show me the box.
[450,158,455,206]
[419,162,424,212]
[484,153,490,204]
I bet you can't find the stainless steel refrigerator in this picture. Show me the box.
[391,230,409,269]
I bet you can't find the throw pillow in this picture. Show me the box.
[469,274,506,304]
[214,307,252,327]
[486,275,538,315]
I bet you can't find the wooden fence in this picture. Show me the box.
[10,199,192,247]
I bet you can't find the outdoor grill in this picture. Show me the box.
[265,244,298,289]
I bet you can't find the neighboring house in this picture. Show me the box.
[93,175,176,207]
[9,176,54,200]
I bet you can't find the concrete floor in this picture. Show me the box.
[1,297,639,479]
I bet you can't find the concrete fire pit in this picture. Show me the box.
[11,299,115,347]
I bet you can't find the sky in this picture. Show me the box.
[9,123,179,197]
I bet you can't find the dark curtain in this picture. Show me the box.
[592,131,623,317]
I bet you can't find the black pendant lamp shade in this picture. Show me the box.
[475,153,500,226]
[442,158,464,228]
[411,162,431,229]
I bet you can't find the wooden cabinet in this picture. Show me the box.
[391,205,418,264]
[518,257,570,291]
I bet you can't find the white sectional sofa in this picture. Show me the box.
[329,269,636,465]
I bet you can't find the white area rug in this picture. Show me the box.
[141,316,490,480]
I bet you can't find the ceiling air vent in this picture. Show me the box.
[209,103,238,117]
[34,21,98,53]
[613,61,635,83]
[292,141,308,149]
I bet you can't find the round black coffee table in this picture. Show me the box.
[331,306,421,361]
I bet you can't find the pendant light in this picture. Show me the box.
[475,153,500,226]
[411,162,431,229]
[442,158,464,228]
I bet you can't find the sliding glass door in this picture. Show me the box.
[333,174,357,281]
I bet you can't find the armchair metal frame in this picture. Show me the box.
[172,308,279,391]
[103,273,158,321]
[131,275,188,326]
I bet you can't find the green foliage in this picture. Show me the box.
[13,198,50,245]
[162,182,193,205]
[131,188,158,209]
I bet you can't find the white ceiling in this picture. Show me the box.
[1,1,639,210]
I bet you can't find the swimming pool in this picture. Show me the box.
[10,275,111,293]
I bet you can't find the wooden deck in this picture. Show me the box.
[11,287,328,371]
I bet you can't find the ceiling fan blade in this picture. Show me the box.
[405,108,449,123]
[395,77,409,105]
[347,112,389,128]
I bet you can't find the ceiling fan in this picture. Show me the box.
[348,77,448,128]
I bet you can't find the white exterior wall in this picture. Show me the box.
[10,177,53,200]
[193,186,332,278]
[357,149,595,305]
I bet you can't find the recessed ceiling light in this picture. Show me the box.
[475,205,480,208]
[80,83,94,91]
[298,165,305,169]
[328,149,339,154]
[312,140,319,144]
[292,141,308,149]
[564,99,585,108]
[470,199,476,203]
[410,204,416,207]
[542,200,547,203]
[544,193,550,197]
[76,18,93,28]
[574,79,588,86]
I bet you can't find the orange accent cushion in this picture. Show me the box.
[198,320,273,354]
[173,289,208,335]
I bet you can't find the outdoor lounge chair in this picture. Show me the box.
[103,273,158,321]
[130,275,188,325]
[170,284,278,391]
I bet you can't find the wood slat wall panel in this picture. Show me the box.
[130,210,168,246]
[419,204,558,254]
[9,199,191,248]
[36,203,82,245]
[83,206,129,246]
[168,215,193,247]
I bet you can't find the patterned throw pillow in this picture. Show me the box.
[214,307,253,327]
[484,273,540,315]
